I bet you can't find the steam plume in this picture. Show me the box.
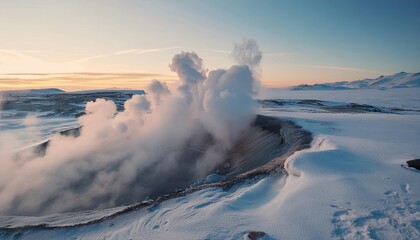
[0,40,262,215]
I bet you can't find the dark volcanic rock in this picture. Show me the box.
[246,231,266,240]
[406,159,420,170]
[34,127,82,157]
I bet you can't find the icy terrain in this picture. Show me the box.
[0,88,419,239]
[0,89,146,154]
[292,72,420,90]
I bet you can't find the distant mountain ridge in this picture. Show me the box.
[0,88,145,96]
[292,72,420,90]
[0,88,65,96]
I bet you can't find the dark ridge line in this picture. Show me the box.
[406,159,420,170]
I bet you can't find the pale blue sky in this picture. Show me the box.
[0,0,419,89]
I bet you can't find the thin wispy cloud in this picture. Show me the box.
[0,49,80,73]
[74,47,181,63]
[0,72,177,91]
[0,47,181,75]
[0,49,53,54]
[0,49,38,60]
[0,49,59,64]
[207,49,294,57]
[207,49,231,54]
[2,72,175,77]
[299,64,387,75]
[265,52,295,57]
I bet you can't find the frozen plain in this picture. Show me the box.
[0,88,419,240]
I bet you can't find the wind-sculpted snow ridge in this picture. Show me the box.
[0,115,312,231]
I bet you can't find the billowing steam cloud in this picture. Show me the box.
[232,39,262,67]
[0,39,262,216]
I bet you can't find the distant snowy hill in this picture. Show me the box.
[0,88,146,96]
[0,88,65,96]
[292,72,420,90]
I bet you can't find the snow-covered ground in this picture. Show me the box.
[0,89,144,150]
[258,88,420,110]
[1,88,419,239]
